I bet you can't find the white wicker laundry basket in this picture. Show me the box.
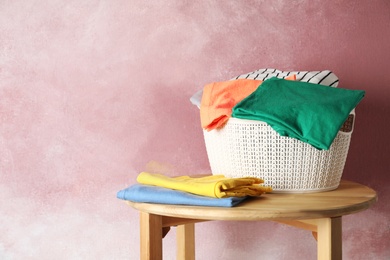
[203,112,355,193]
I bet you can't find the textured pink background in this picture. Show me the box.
[1,1,389,259]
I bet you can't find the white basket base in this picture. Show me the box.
[270,184,340,194]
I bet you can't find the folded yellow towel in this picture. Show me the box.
[136,172,272,198]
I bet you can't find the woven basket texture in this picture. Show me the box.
[204,115,354,193]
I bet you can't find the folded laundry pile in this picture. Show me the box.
[192,69,365,150]
[117,172,272,207]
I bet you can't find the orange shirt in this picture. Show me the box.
[200,79,261,131]
[200,75,296,131]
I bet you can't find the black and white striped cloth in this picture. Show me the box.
[190,69,339,107]
[234,68,339,87]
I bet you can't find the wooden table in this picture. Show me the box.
[126,180,377,260]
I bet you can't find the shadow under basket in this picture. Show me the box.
[203,113,355,193]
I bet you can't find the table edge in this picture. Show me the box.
[124,180,377,221]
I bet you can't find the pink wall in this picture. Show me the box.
[1,1,389,259]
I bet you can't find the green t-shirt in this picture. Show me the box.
[232,77,365,150]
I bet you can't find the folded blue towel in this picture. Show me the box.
[117,184,247,207]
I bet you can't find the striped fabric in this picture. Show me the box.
[234,68,339,87]
[190,69,339,107]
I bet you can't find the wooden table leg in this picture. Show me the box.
[316,217,342,260]
[176,223,195,260]
[140,212,163,260]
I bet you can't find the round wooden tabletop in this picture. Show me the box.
[126,180,377,221]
